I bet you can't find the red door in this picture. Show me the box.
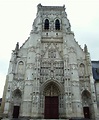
[44,96,59,119]
[83,107,90,119]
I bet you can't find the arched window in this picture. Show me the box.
[55,19,60,30]
[17,61,24,74]
[44,19,49,30]
[13,89,22,98]
[79,63,85,76]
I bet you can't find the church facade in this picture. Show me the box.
[1,4,99,120]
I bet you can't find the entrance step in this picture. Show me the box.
[11,118,91,120]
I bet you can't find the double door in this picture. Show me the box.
[44,96,59,119]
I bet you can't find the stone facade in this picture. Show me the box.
[1,4,99,120]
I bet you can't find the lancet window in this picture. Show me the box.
[17,61,24,74]
[55,19,60,30]
[44,19,49,30]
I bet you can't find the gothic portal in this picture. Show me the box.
[1,4,98,120]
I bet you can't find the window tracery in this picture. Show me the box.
[44,83,60,96]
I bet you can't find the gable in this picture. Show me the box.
[41,43,63,60]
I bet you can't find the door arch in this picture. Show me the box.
[82,90,92,119]
[12,89,22,118]
[44,82,60,119]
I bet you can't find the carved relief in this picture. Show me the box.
[40,60,64,81]
[12,80,24,91]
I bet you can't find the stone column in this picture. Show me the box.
[31,38,41,118]
[63,33,72,118]
[85,51,98,120]
[69,47,83,118]
[21,47,34,117]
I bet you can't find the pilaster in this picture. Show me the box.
[69,48,83,118]
[3,50,17,117]
[85,51,98,120]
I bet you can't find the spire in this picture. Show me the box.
[15,42,19,51]
[84,44,88,53]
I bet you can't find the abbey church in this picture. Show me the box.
[1,4,99,120]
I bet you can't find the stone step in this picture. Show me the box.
[2,118,91,120]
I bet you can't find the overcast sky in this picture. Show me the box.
[0,0,99,98]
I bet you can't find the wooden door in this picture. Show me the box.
[13,106,20,118]
[44,96,59,119]
[83,107,90,119]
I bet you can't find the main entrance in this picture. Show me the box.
[44,96,59,119]
[43,82,60,119]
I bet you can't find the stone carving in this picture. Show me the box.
[40,60,64,82]
[3,4,98,120]
[12,80,24,91]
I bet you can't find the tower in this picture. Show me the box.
[1,4,98,120]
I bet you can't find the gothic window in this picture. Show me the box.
[12,89,22,105]
[44,19,49,30]
[17,61,24,74]
[13,89,22,98]
[79,63,85,76]
[55,19,60,30]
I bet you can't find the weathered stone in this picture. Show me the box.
[1,4,99,120]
